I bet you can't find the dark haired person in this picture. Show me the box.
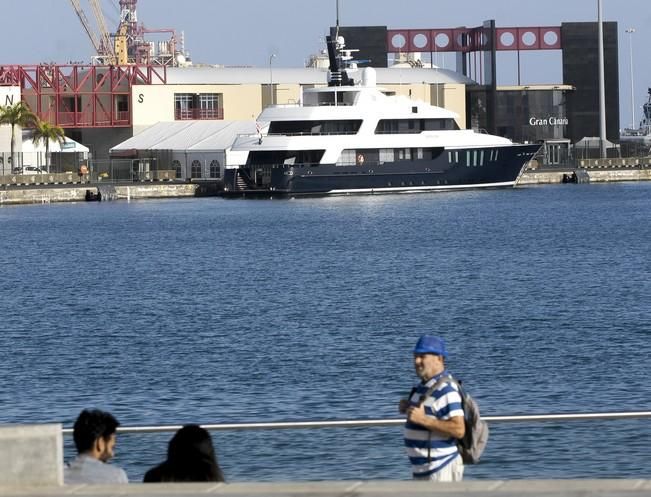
[64,409,128,484]
[400,335,465,482]
[143,424,224,482]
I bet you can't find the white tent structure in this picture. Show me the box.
[110,121,256,179]
[21,129,89,170]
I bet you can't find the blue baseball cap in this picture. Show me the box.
[413,335,448,357]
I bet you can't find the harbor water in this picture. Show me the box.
[1,183,650,481]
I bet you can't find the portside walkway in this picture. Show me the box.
[2,480,651,497]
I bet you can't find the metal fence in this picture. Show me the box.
[60,411,651,435]
[0,156,179,185]
[0,151,87,176]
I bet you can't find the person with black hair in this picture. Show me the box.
[64,409,128,484]
[143,424,225,482]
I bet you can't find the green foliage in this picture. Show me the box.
[0,102,38,165]
[31,120,66,165]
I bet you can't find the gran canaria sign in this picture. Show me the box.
[529,116,569,126]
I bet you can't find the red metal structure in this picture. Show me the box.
[387,26,562,53]
[0,64,166,128]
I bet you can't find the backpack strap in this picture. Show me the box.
[419,373,458,463]
[420,373,457,403]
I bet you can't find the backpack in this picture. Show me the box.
[422,375,489,464]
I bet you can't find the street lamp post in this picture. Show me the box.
[597,0,607,158]
[269,53,276,106]
[625,28,636,128]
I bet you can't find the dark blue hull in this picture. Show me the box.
[223,144,540,196]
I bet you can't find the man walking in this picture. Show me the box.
[400,335,465,481]
[64,409,128,484]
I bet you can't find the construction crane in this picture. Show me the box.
[88,0,115,59]
[68,0,116,64]
[69,0,182,66]
[69,0,103,57]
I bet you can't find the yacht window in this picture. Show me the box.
[338,149,380,166]
[379,149,394,163]
[397,149,412,161]
[316,92,347,106]
[423,148,444,161]
[375,119,459,134]
[337,149,356,166]
[247,150,325,166]
[268,120,362,135]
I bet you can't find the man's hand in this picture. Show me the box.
[406,404,428,425]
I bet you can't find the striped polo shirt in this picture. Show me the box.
[404,371,464,478]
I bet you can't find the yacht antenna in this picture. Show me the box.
[335,0,340,39]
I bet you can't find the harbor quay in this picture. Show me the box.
[1,162,650,206]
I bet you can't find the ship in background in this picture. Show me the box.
[222,33,540,197]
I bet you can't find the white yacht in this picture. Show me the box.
[223,36,540,196]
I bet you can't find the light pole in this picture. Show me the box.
[597,0,607,158]
[269,53,276,106]
[625,28,636,128]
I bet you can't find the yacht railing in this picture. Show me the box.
[60,410,651,435]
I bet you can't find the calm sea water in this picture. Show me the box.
[1,183,650,482]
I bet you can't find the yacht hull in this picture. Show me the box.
[223,144,540,196]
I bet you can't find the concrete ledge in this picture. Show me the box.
[0,184,199,205]
[0,424,63,487]
[2,480,651,497]
[114,184,197,200]
[518,170,573,185]
[519,168,651,184]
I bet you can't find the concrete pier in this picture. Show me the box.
[0,184,198,205]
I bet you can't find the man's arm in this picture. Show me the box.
[406,404,466,439]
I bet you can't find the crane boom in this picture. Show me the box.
[89,0,115,56]
[69,0,102,54]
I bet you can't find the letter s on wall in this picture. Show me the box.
[138,94,144,103]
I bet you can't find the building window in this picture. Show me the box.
[191,160,202,178]
[172,159,182,178]
[175,93,223,120]
[209,160,220,178]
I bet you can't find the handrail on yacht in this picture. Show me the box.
[60,410,651,435]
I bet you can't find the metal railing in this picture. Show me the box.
[60,411,651,435]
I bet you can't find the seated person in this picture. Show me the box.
[143,424,224,482]
[65,409,128,484]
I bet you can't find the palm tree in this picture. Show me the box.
[31,120,66,170]
[0,102,37,172]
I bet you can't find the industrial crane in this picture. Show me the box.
[69,0,181,66]
[68,0,117,64]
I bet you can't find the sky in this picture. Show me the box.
[1,0,649,128]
